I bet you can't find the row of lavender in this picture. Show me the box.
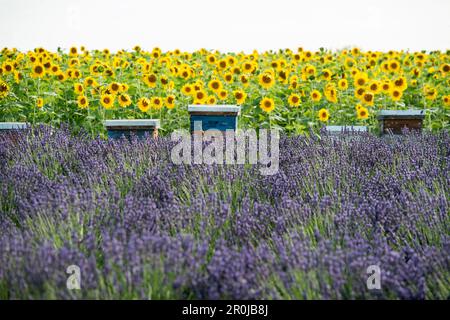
[0,126,449,299]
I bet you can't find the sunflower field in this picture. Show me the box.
[0,46,450,135]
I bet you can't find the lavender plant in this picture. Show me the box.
[0,126,448,299]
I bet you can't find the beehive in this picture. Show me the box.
[325,125,368,135]
[0,122,29,144]
[104,119,160,139]
[377,110,425,135]
[188,105,240,133]
[0,122,28,132]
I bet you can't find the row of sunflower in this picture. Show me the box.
[0,46,449,135]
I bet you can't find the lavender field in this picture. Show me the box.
[0,127,449,299]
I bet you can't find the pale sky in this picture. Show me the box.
[1,0,450,53]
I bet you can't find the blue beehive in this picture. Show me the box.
[188,105,240,133]
[0,122,28,133]
[104,119,160,140]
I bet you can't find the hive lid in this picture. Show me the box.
[326,125,368,133]
[0,122,29,130]
[104,119,160,128]
[377,109,425,119]
[188,105,241,114]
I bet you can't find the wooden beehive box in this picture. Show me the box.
[377,110,425,135]
[104,119,160,139]
[325,125,368,135]
[188,105,240,133]
[0,122,29,144]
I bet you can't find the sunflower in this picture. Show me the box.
[223,72,233,83]
[440,63,450,74]
[69,47,78,56]
[322,68,332,81]
[50,64,60,74]
[424,85,438,100]
[233,90,247,105]
[288,93,301,107]
[240,75,249,87]
[165,95,176,109]
[208,79,223,92]
[390,88,403,101]
[357,106,369,120]
[14,71,23,84]
[388,59,400,72]
[207,54,217,64]
[353,72,368,87]
[393,76,408,91]
[217,89,228,101]
[362,92,374,106]
[31,63,46,78]
[36,98,44,108]
[207,95,217,105]
[77,95,89,109]
[143,73,157,88]
[151,97,163,110]
[344,57,356,69]
[324,87,338,103]
[310,90,322,102]
[100,94,115,109]
[318,108,329,122]
[74,83,84,95]
[137,97,151,112]
[338,79,348,90]
[181,84,193,96]
[53,72,66,82]
[355,87,366,100]
[84,77,97,87]
[160,75,169,87]
[304,65,316,78]
[443,95,450,107]
[0,81,10,99]
[381,80,391,93]
[227,56,236,66]
[258,72,275,89]
[109,82,121,94]
[118,94,132,107]
[72,69,81,79]
[351,47,360,56]
[2,62,14,73]
[368,80,381,94]
[217,59,227,69]
[260,97,275,113]
[193,90,207,104]
[242,61,255,73]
